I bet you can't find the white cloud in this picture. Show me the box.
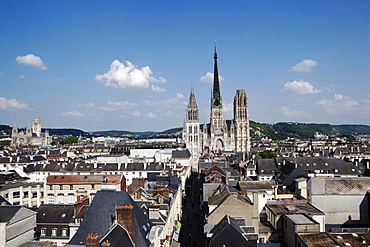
[0,73,4,75]
[278,106,309,118]
[149,76,167,83]
[95,59,166,90]
[99,101,137,111]
[107,101,137,109]
[0,97,31,110]
[147,112,157,118]
[316,94,359,113]
[199,72,225,83]
[290,59,317,72]
[151,85,167,93]
[130,111,141,116]
[223,102,233,113]
[282,79,322,94]
[16,54,48,70]
[99,107,115,111]
[142,93,186,108]
[85,103,95,108]
[61,111,85,117]
[19,75,25,78]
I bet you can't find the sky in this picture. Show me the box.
[1,1,370,132]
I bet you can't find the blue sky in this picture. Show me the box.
[1,1,369,132]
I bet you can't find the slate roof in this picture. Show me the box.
[209,215,258,247]
[276,162,308,187]
[0,195,12,205]
[0,205,22,222]
[68,190,153,246]
[37,204,74,224]
[266,199,324,216]
[100,224,134,247]
[257,158,277,175]
[172,149,191,159]
[237,181,276,192]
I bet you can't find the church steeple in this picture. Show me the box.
[212,45,222,108]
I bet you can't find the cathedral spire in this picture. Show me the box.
[212,44,221,108]
[188,88,198,108]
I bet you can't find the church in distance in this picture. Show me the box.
[182,47,251,159]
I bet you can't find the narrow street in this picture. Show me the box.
[179,172,206,247]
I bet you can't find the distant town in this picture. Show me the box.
[1,50,370,247]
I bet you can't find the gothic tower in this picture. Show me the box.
[234,89,251,159]
[183,88,200,158]
[32,117,41,137]
[210,46,228,152]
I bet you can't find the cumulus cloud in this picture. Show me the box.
[61,111,85,117]
[151,85,167,93]
[142,93,186,108]
[95,59,166,90]
[99,100,137,111]
[130,111,141,116]
[0,97,31,110]
[223,102,233,113]
[19,75,26,78]
[282,79,322,94]
[107,101,137,109]
[147,112,157,118]
[278,106,309,118]
[290,59,317,72]
[84,103,95,108]
[316,94,359,113]
[200,72,225,83]
[16,54,48,70]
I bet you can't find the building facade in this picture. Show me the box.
[11,117,52,146]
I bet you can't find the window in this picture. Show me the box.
[13,191,20,198]
[49,185,53,190]
[69,185,73,190]
[48,194,54,203]
[68,194,75,203]
[90,193,95,202]
[24,191,29,198]
[58,194,64,203]
[59,185,63,190]
[32,192,37,198]
[91,184,95,190]
[51,228,57,236]
[62,228,67,237]
[41,228,46,236]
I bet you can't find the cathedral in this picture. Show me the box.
[11,117,52,146]
[183,47,250,159]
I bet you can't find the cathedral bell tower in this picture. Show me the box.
[210,45,228,152]
[183,88,200,159]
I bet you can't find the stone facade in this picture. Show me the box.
[183,48,251,158]
[11,117,52,146]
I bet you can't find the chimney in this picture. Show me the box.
[153,185,169,198]
[101,240,111,247]
[273,185,278,199]
[128,177,145,194]
[74,196,90,216]
[86,232,99,247]
[116,204,135,243]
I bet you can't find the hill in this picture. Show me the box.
[2,122,370,140]
[249,121,370,140]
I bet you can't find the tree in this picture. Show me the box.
[252,150,278,159]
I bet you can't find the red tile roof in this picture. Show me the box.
[46,174,123,184]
